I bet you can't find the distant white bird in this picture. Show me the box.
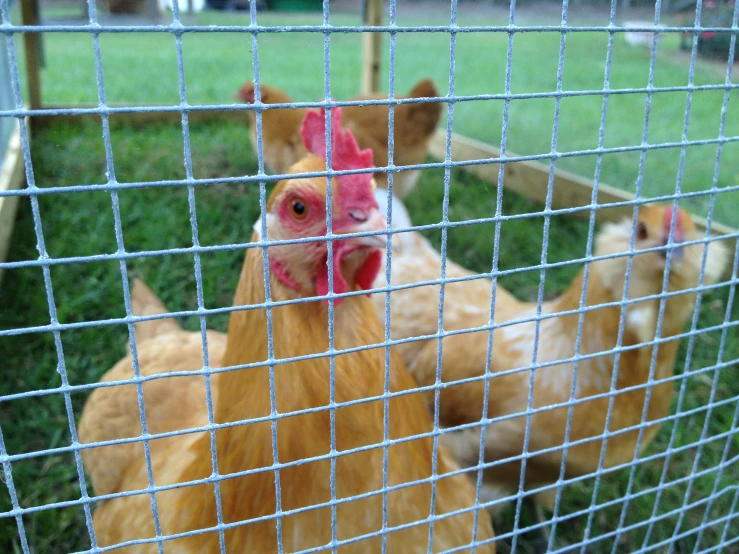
[624,20,661,47]
[158,0,205,14]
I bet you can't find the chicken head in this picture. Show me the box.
[259,106,390,304]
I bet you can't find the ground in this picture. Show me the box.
[0,2,738,553]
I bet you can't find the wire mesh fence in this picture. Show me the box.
[0,0,738,552]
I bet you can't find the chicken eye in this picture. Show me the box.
[291,200,308,220]
[636,222,648,241]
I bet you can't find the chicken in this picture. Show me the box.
[371,196,729,512]
[236,78,442,199]
[78,107,495,553]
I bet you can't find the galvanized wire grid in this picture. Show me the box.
[1,0,739,552]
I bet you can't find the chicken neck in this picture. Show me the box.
[215,242,388,467]
[538,262,687,394]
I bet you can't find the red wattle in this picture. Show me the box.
[270,258,302,292]
[356,249,382,296]
[316,252,349,306]
[315,245,382,305]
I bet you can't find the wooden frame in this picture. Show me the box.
[0,0,37,277]
[31,105,252,129]
[0,121,27,283]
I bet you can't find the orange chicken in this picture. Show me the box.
[371,196,729,511]
[236,79,442,199]
[78,108,495,553]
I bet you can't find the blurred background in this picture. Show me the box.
[0,0,737,552]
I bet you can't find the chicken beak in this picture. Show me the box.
[662,227,686,260]
[662,207,687,260]
[343,207,400,252]
[389,230,401,253]
[665,242,686,261]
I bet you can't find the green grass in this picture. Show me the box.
[1,6,738,554]
[0,120,737,554]
[8,9,739,225]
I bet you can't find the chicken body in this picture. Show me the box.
[237,79,442,199]
[79,120,494,553]
[372,196,729,508]
[78,279,227,504]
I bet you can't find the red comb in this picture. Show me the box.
[301,106,375,170]
[236,82,256,104]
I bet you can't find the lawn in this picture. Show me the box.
[8,8,739,225]
[1,5,738,554]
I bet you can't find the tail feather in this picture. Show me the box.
[408,78,440,100]
[403,78,442,140]
[126,279,181,353]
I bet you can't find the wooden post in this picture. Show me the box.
[360,0,383,95]
[21,0,42,110]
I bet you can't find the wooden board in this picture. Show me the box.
[31,105,253,130]
[428,129,737,254]
[0,122,27,284]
